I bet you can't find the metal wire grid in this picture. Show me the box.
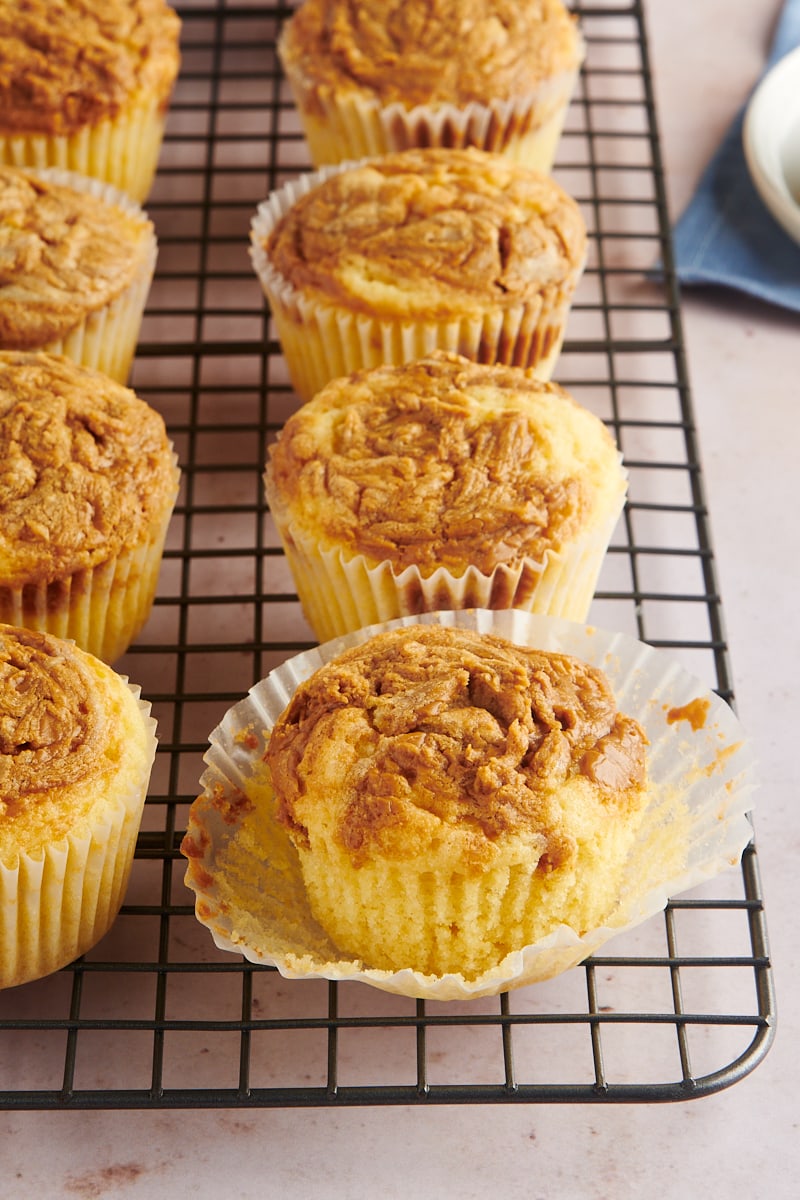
[0,0,775,1109]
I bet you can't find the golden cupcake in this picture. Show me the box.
[183,609,757,998]
[0,351,180,664]
[250,146,587,400]
[0,0,181,203]
[265,352,626,641]
[0,166,157,384]
[264,623,649,979]
[278,0,585,172]
[0,624,157,990]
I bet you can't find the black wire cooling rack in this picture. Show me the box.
[0,0,776,1109]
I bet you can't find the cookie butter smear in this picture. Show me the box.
[0,168,153,347]
[263,147,586,318]
[266,355,609,574]
[268,625,648,871]
[0,625,106,818]
[0,351,176,584]
[279,0,583,108]
[0,0,181,136]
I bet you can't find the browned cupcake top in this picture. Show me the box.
[0,351,178,585]
[279,0,584,108]
[268,624,648,867]
[0,167,155,349]
[266,353,623,574]
[260,147,586,318]
[0,624,109,813]
[0,0,181,137]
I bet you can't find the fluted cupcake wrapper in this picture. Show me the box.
[250,164,584,402]
[0,450,180,664]
[0,688,157,991]
[268,461,627,640]
[183,609,757,1002]
[280,43,583,173]
[11,168,158,384]
[0,91,170,203]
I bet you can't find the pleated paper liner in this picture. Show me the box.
[0,90,171,203]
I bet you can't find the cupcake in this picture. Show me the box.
[278,0,585,172]
[0,166,157,384]
[182,610,757,998]
[0,351,180,664]
[264,352,627,640]
[265,623,649,978]
[0,623,157,990]
[250,147,587,400]
[0,0,181,203]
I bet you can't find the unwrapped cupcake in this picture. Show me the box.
[278,0,585,172]
[0,0,181,202]
[0,166,157,384]
[264,352,626,640]
[265,623,649,978]
[182,611,757,1000]
[0,623,157,990]
[0,351,180,663]
[250,146,587,400]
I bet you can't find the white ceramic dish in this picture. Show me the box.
[743,44,800,246]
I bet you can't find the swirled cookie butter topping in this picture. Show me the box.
[0,0,180,136]
[261,148,586,318]
[0,167,153,347]
[267,625,648,869]
[0,351,176,583]
[279,0,583,108]
[266,354,623,573]
[0,625,108,814]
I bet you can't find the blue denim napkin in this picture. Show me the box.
[670,0,800,311]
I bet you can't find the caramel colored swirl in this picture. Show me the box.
[0,624,108,812]
[0,168,154,348]
[268,625,648,866]
[0,0,181,137]
[0,351,177,584]
[280,0,583,108]
[262,147,586,318]
[266,353,624,573]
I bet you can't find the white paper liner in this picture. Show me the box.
[183,609,757,1002]
[269,458,627,640]
[282,69,582,172]
[8,168,158,383]
[0,686,157,990]
[250,161,584,401]
[0,91,170,202]
[0,448,180,664]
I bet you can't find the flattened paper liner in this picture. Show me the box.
[183,609,756,1001]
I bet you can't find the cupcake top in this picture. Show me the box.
[0,167,155,349]
[265,352,623,576]
[0,0,181,137]
[0,623,152,863]
[258,147,586,319]
[267,623,648,872]
[279,0,584,109]
[0,351,178,586]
